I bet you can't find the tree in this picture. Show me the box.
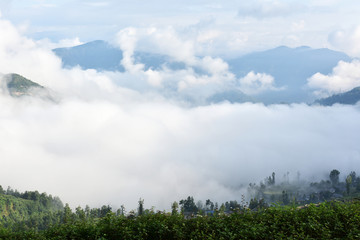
[349,171,356,186]
[85,205,91,218]
[179,196,198,214]
[171,201,179,215]
[329,169,340,186]
[75,206,86,221]
[346,174,352,195]
[138,198,144,216]
[219,203,225,214]
[205,199,214,211]
[272,172,276,185]
[100,205,112,217]
[63,203,73,224]
[120,205,126,216]
[249,198,268,210]
[282,190,289,205]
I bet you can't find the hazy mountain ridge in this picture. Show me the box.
[53,40,184,72]
[53,41,353,105]
[227,46,352,103]
[314,86,360,106]
[53,40,125,72]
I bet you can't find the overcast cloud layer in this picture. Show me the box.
[1,2,360,210]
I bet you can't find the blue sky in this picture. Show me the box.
[1,0,360,56]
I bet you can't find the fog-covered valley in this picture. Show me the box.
[1,1,360,212]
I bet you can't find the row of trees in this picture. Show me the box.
[248,169,360,207]
[0,185,63,211]
[2,200,360,239]
[2,168,360,230]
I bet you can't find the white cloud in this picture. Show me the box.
[143,27,196,64]
[196,29,220,43]
[144,69,163,87]
[307,60,360,96]
[328,25,360,58]
[239,71,284,95]
[238,0,307,19]
[291,20,305,32]
[113,26,236,101]
[36,37,83,50]
[2,93,360,210]
[116,27,145,73]
[199,56,229,75]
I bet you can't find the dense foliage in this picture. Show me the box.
[1,169,360,239]
[0,200,359,239]
[0,186,63,231]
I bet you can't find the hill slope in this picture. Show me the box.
[1,73,55,101]
[53,40,125,72]
[0,186,63,230]
[4,73,44,97]
[315,87,360,106]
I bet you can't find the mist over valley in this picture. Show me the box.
[0,1,360,213]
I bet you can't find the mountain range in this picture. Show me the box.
[53,41,355,104]
[2,41,358,106]
[1,73,359,106]
[52,40,183,72]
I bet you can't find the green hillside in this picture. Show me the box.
[4,73,44,97]
[0,186,63,231]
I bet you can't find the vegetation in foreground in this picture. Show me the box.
[0,199,359,239]
[1,169,360,239]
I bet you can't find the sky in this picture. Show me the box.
[0,0,360,211]
[1,0,360,57]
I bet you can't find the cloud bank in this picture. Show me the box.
[1,16,360,211]
[239,71,284,95]
[308,60,360,96]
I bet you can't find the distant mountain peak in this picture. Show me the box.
[53,40,125,72]
[274,45,289,50]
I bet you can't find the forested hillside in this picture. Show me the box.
[1,169,360,239]
[0,186,63,231]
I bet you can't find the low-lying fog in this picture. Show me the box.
[0,17,360,211]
